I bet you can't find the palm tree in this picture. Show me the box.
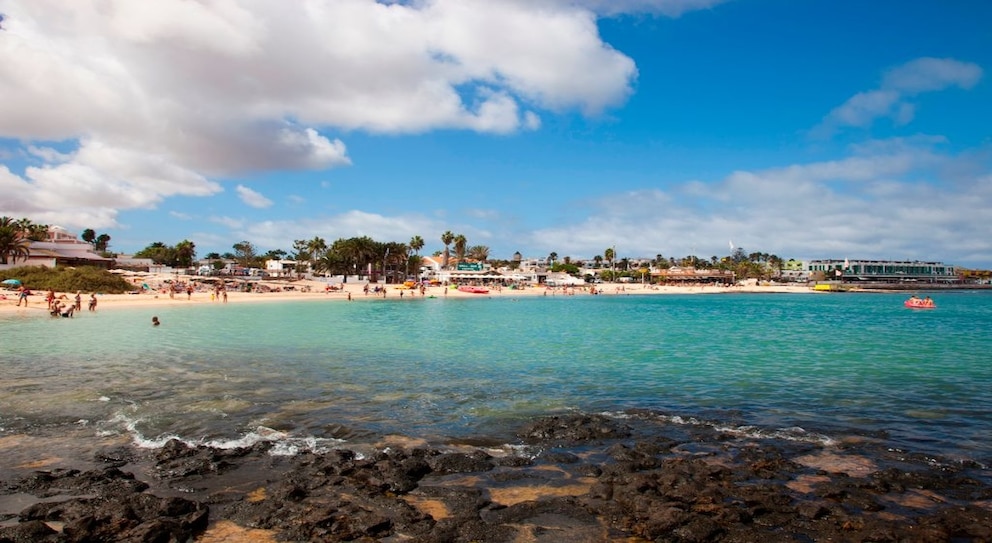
[0,217,31,265]
[453,234,467,266]
[441,231,454,269]
[16,218,48,241]
[593,255,603,269]
[409,235,424,277]
[548,252,558,267]
[382,241,408,283]
[409,235,424,257]
[512,251,522,270]
[307,237,327,268]
[467,245,490,263]
[330,238,359,278]
[333,236,377,278]
[175,240,197,268]
[314,250,347,277]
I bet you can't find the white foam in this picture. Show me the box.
[103,413,347,455]
[618,411,837,447]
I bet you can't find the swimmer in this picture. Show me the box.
[152,316,160,326]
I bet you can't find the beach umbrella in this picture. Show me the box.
[1,278,21,286]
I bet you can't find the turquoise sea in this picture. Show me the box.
[1,291,990,478]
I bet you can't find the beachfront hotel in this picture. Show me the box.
[807,259,958,284]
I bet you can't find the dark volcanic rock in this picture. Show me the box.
[1,467,207,543]
[517,414,632,444]
[427,450,495,474]
[2,412,990,542]
[0,520,59,543]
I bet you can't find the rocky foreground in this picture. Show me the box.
[1,413,990,542]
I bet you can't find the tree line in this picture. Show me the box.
[2,215,801,281]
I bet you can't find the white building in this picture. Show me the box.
[1,226,113,270]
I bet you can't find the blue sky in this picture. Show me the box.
[1,0,990,266]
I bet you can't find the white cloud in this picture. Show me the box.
[0,0,638,144]
[527,139,992,265]
[541,0,728,17]
[0,0,645,226]
[815,57,983,136]
[236,185,273,209]
[234,210,444,253]
[882,57,982,93]
[209,216,245,229]
[0,140,221,229]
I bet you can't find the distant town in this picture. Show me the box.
[2,219,990,288]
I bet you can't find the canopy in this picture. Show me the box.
[1,278,21,286]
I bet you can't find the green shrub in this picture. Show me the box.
[0,266,137,294]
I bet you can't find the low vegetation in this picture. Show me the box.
[0,266,137,294]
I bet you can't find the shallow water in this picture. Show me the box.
[1,291,990,474]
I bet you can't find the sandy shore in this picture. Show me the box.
[0,279,814,313]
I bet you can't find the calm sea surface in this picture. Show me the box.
[2,291,990,472]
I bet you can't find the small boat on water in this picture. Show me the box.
[457,285,489,294]
[904,296,935,309]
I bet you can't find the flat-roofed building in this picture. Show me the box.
[808,259,958,283]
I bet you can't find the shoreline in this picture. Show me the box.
[0,280,818,314]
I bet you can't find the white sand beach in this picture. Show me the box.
[0,276,814,314]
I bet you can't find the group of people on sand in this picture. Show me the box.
[45,289,96,317]
[10,286,98,317]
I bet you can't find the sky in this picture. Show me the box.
[1,0,991,267]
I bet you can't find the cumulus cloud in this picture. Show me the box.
[235,210,444,253]
[0,1,638,142]
[814,57,983,136]
[528,139,992,264]
[0,140,221,230]
[0,0,649,227]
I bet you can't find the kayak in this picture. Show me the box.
[457,286,489,294]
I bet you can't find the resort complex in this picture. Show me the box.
[2,225,990,289]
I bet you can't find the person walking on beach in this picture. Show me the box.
[16,286,29,306]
